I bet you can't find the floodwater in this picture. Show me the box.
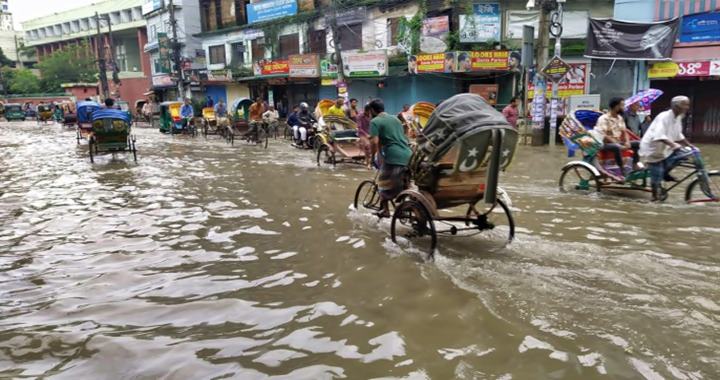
[1,121,719,380]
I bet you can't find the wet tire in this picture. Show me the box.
[316,145,335,167]
[353,180,380,211]
[685,172,720,204]
[559,164,600,194]
[391,200,437,258]
[465,199,515,251]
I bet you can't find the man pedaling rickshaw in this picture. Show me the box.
[246,97,265,142]
[292,102,317,148]
[180,97,194,130]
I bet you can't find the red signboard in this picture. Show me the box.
[676,61,710,77]
[253,59,290,76]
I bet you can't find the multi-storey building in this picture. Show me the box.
[21,0,151,102]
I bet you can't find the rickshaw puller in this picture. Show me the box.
[180,98,194,129]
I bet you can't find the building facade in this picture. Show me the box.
[21,0,151,103]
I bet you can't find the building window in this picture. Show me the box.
[209,45,226,65]
[251,38,264,62]
[387,17,400,47]
[234,0,248,25]
[278,33,299,58]
[149,24,157,42]
[115,44,127,72]
[214,0,222,29]
[230,42,244,66]
[338,23,362,51]
[307,29,326,54]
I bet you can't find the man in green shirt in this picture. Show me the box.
[369,99,412,217]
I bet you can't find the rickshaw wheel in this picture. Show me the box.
[559,164,600,194]
[391,200,437,257]
[685,172,720,203]
[353,180,380,211]
[465,199,515,250]
[316,145,335,167]
[88,138,95,163]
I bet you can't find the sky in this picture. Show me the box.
[9,0,98,29]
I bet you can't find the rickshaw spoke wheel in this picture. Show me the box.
[353,180,380,211]
[467,198,515,252]
[391,200,437,257]
[559,164,599,194]
[685,172,720,204]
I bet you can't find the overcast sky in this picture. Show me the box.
[9,0,98,29]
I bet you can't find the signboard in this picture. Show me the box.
[320,59,338,79]
[531,76,547,125]
[297,0,314,12]
[528,63,587,99]
[420,15,449,53]
[507,11,589,39]
[207,69,233,81]
[460,3,501,43]
[711,60,720,76]
[342,50,387,77]
[413,53,455,73]
[156,32,171,74]
[585,18,680,60]
[289,54,319,78]
[152,74,175,87]
[568,94,601,111]
[648,61,711,78]
[247,0,297,24]
[469,84,499,105]
[253,59,290,76]
[542,56,572,82]
[455,50,510,72]
[336,6,366,25]
[679,11,720,43]
[142,0,163,15]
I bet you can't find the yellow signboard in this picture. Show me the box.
[648,62,679,78]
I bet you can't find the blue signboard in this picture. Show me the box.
[247,0,298,24]
[459,3,501,43]
[679,11,720,43]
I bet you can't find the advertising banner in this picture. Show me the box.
[342,50,387,77]
[541,56,572,82]
[247,0,297,24]
[152,74,175,87]
[412,53,455,74]
[253,59,290,76]
[420,15,450,53]
[459,3,500,43]
[289,54,319,78]
[320,59,338,79]
[142,0,164,16]
[648,61,712,78]
[455,50,510,72]
[679,11,720,43]
[157,32,171,74]
[527,63,587,99]
[585,18,680,60]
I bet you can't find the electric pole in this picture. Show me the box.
[13,34,22,68]
[95,12,110,100]
[105,15,120,88]
[329,0,345,83]
[168,0,185,99]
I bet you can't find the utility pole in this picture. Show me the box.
[95,12,110,100]
[548,0,564,147]
[328,0,345,85]
[13,34,22,68]
[536,8,550,69]
[168,0,185,99]
[105,14,120,88]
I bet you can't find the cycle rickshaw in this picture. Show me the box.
[229,98,254,145]
[159,101,197,136]
[37,104,54,124]
[76,101,102,143]
[316,115,365,167]
[87,109,137,163]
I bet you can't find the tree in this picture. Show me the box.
[0,47,13,67]
[8,69,40,94]
[37,44,96,92]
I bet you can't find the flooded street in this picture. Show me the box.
[1,121,719,379]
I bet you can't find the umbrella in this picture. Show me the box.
[625,89,663,111]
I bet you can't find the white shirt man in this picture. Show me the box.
[639,109,685,163]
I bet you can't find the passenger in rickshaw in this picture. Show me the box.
[180,97,194,128]
[214,98,229,128]
[369,99,412,218]
[595,97,640,179]
[103,98,117,109]
[346,98,360,122]
[246,97,265,140]
[327,97,346,117]
[262,104,279,135]
[357,103,372,169]
[293,102,316,147]
[640,96,694,201]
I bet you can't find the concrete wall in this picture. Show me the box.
[0,95,73,104]
[614,0,656,21]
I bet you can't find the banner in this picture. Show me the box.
[585,18,680,60]
[152,74,175,87]
[420,15,450,53]
[679,11,720,43]
[156,32,171,74]
[648,61,712,78]
[247,0,297,24]
[412,53,455,73]
[506,11,588,39]
[253,59,289,76]
[142,0,163,16]
[342,50,387,77]
[460,3,500,43]
[455,50,510,72]
[320,59,338,79]
[527,63,587,99]
[289,54,319,78]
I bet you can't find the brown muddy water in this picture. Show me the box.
[1,121,719,379]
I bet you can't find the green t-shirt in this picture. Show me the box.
[370,113,412,166]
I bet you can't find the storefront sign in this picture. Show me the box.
[528,63,587,99]
[710,60,720,76]
[648,61,711,78]
[568,94,601,111]
[679,11,720,43]
[420,15,450,53]
[459,3,500,43]
[412,53,455,73]
[208,69,233,81]
[321,78,337,86]
[342,50,387,77]
[254,59,290,76]
[289,54,319,78]
[247,0,297,24]
[157,32,171,74]
[152,74,175,87]
[335,6,366,25]
[586,18,680,60]
[455,50,510,72]
[320,59,338,79]
[542,56,572,82]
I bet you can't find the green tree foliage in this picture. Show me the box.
[37,44,96,92]
[0,47,13,67]
[8,68,40,94]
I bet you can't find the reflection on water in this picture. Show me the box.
[1,122,719,379]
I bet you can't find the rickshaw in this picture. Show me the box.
[316,115,365,167]
[409,101,436,138]
[88,109,137,163]
[315,99,335,120]
[135,100,147,120]
[4,103,25,121]
[24,104,37,120]
[37,104,54,124]
[559,109,719,203]
[229,98,254,145]
[76,101,102,143]
[60,101,77,127]
[117,100,132,122]
[201,106,229,138]
[353,94,518,257]
[159,101,196,136]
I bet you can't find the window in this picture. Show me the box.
[149,25,157,42]
[201,2,211,31]
[251,38,265,62]
[307,29,326,54]
[338,23,362,51]
[230,42,244,66]
[234,0,248,25]
[214,0,222,29]
[278,33,299,58]
[209,45,226,65]
[115,44,127,71]
[387,17,400,47]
